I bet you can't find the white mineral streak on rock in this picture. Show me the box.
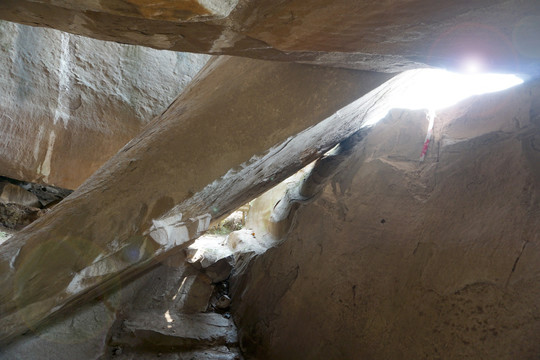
[148,212,211,252]
[137,237,148,261]
[8,248,20,270]
[209,29,242,53]
[65,255,120,294]
[0,21,210,188]
[199,0,239,18]
[40,131,56,182]
[149,212,187,249]
[91,253,105,264]
[173,275,197,309]
[33,125,45,161]
[53,32,72,128]
[66,213,211,299]
[109,237,120,252]
[196,213,211,233]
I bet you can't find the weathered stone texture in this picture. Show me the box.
[0,56,391,344]
[0,20,209,189]
[232,80,540,359]
[0,183,40,208]
[24,0,239,22]
[0,0,539,75]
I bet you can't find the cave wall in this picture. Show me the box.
[0,21,209,189]
[232,79,540,359]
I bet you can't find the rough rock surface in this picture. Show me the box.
[0,266,147,360]
[0,183,41,208]
[111,346,242,360]
[0,300,114,360]
[0,0,539,75]
[0,20,209,189]
[0,176,73,208]
[0,56,391,344]
[114,312,238,350]
[232,79,540,359]
[0,251,241,360]
[0,203,44,230]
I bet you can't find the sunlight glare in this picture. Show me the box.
[391,69,523,112]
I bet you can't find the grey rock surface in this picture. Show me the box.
[114,312,238,350]
[111,346,242,360]
[0,20,209,189]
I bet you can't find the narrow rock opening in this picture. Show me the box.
[185,68,524,277]
[0,175,72,244]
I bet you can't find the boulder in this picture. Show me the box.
[0,183,40,208]
[232,79,540,359]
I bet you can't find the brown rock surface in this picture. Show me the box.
[232,80,540,359]
[0,183,41,208]
[0,56,391,344]
[0,203,44,230]
[0,0,539,75]
[0,20,209,189]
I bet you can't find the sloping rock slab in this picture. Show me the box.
[114,312,237,350]
[111,346,242,360]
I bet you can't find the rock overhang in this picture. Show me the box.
[0,0,539,76]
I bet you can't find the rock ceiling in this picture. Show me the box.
[0,0,539,76]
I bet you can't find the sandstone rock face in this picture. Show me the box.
[25,0,240,22]
[0,56,391,344]
[232,80,540,359]
[0,20,209,189]
[0,183,40,208]
[0,0,539,75]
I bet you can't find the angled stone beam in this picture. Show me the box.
[24,0,240,22]
[1,0,540,75]
[0,56,393,344]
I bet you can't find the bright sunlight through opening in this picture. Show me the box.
[390,69,523,112]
